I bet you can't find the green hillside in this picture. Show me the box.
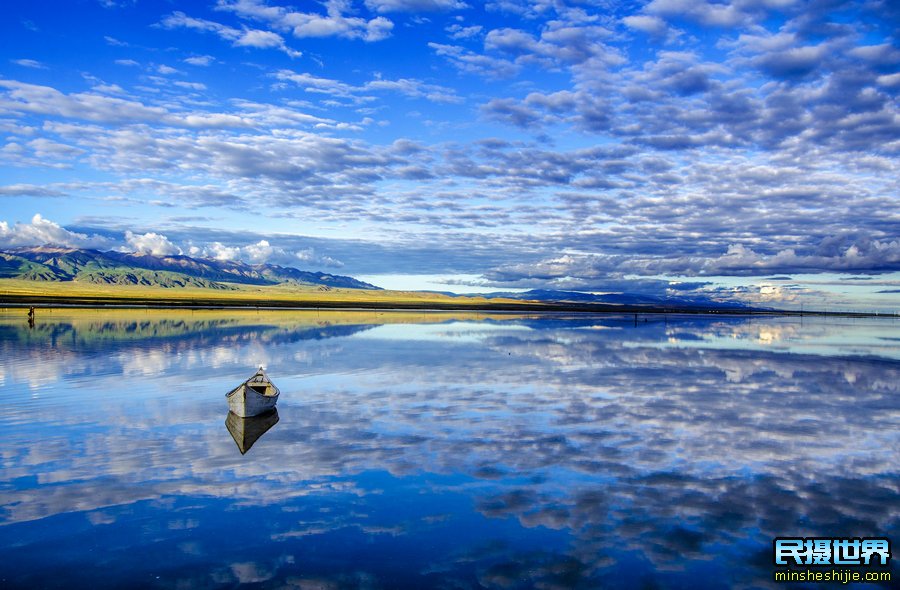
[1,246,378,290]
[77,269,235,289]
[0,253,69,281]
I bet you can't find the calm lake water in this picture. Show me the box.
[0,309,897,589]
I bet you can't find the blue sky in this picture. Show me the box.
[1,0,898,310]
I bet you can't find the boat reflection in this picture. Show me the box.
[225,409,280,455]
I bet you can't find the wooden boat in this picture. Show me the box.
[226,367,280,417]
[225,409,279,455]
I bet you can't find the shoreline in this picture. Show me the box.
[1,295,893,318]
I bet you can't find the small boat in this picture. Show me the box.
[226,366,280,417]
[225,409,279,454]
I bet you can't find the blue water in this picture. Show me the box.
[0,310,897,589]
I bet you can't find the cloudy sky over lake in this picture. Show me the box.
[1,0,898,309]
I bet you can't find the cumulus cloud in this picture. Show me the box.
[3,0,897,296]
[752,42,831,79]
[0,184,66,197]
[0,214,342,270]
[476,22,896,159]
[484,25,617,67]
[481,90,612,132]
[0,214,111,249]
[295,247,344,268]
[644,0,764,27]
[234,28,291,50]
[0,80,259,129]
[694,241,900,275]
[189,240,343,268]
[27,138,84,159]
[159,11,302,58]
[446,24,482,39]
[156,64,180,75]
[428,42,519,77]
[364,0,468,13]
[0,79,169,124]
[274,70,461,103]
[242,239,275,263]
[485,237,900,289]
[214,0,394,42]
[172,81,207,91]
[622,15,668,36]
[198,241,242,261]
[0,179,251,210]
[876,72,900,88]
[432,11,628,77]
[124,231,182,256]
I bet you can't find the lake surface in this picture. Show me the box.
[0,309,897,589]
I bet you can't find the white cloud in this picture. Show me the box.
[274,70,461,103]
[694,242,900,275]
[92,83,126,95]
[201,241,242,261]
[296,248,344,268]
[243,239,274,263]
[428,42,520,77]
[0,214,342,271]
[0,214,111,249]
[848,43,900,63]
[173,81,207,91]
[273,71,357,98]
[446,23,482,39]
[104,36,130,46]
[365,0,467,12]
[645,0,751,27]
[124,230,182,255]
[159,11,301,58]
[27,138,84,159]
[364,16,394,42]
[487,239,900,286]
[157,64,180,75]
[192,240,343,268]
[622,15,668,36]
[0,80,253,129]
[215,0,393,43]
[483,25,617,68]
[0,79,169,124]
[0,184,64,197]
[183,55,215,66]
[114,59,140,67]
[876,73,900,88]
[11,59,47,69]
[98,0,136,8]
[234,29,288,50]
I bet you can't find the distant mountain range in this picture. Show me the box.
[481,289,754,310]
[0,246,380,290]
[0,247,757,310]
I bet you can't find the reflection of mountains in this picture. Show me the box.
[0,318,377,355]
[0,315,383,387]
[0,309,540,354]
[225,410,279,455]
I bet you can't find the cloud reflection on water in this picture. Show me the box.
[0,310,897,588]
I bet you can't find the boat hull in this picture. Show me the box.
[225,409,280,454]
[227,385,279,417]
